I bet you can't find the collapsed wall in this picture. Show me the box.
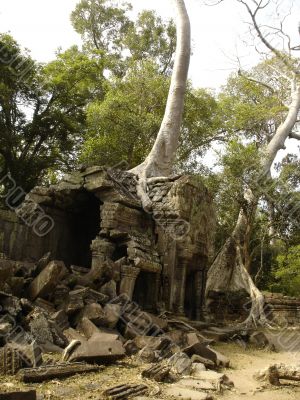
[0,166,215,320]
[206,290,300,326]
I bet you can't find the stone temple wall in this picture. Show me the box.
[206,290,300,326]
[0,166,215,320]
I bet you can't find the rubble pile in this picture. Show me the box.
[0,250,234,399]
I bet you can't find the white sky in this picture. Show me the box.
[0,0,259,89]
[0,0,299,158]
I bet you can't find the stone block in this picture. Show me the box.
[28,261,68,300]
[77,317,100,339]
[0,345,22,375]
[0,390,36,400]
[68,334,125,364]
[7,342,43,368]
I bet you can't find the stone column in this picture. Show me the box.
[120,265,140,300]
[90,237,115,278]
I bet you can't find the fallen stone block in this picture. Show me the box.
[63,327,86,343]
[102,304,121,329]
[183,343,229,368]
[76,302,106,325]
[254,363,300,386]
[142,363,176,383]
[164,386,213,400]
[0,292,22,317]
[191,362,206,375]
[103,384,148,399]
[17,362,103,383]
[28,261,68,300]
[35,251,51,274]
[7,341,43,368]
[168,352,192,375]
[68,335,125,364]
[186,332,213,347]
[51,310,69,331]
[0,345,23,375]
[191,354,215,369]
[64,288,86,315]
[34,297,56,313]
[77,317,101,339]
[0,390,37,400]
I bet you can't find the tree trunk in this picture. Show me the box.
[129,0,191,210]
[206,77,300,326]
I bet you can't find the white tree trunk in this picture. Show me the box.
[129,0,191,209]
[206,77,300,326]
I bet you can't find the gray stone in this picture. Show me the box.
[0,390,37,400]
[28,261,68,300]
[68,334,125,364]
[168,352,192,375]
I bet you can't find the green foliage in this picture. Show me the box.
[0,35,105,192]
[219,67,286,143]
[123,10,176,74]
[80,60,220,169]
[80,61,168,167]
[269,245,300,296]
[71,0,132,53]
[71,0,176,75]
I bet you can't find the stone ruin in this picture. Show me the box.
[0,166,215,320]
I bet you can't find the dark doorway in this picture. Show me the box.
[184,271,197,319]
[52,190,101,267]
[133,271,157,312]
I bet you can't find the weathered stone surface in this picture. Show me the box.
[191,362,206,375]
[68,334,125,364]
[17,363,103,383]
[0,390,37,400]
[0,293,22,317]
[28,261,68,300]
[0,345,23,375]
[77,317,100,339]
[142,363,173,383]
[0,168,215,328]
[103,384,148,399]
[77,302,105,325]
[7,342,43,368]
[63,327,86,343]
[168,352,192,375]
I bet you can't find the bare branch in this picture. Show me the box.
[237,0,296,72]
[289,131,300,140]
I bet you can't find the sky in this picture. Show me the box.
[0,0,260,89]
[0,0,299,160]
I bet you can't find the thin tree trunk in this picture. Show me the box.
[206,77,300,326]
[129,0,191,210]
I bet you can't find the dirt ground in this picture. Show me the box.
[1,342,300,399]
[215,342,300,400]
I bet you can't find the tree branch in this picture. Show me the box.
[289,131,300,140]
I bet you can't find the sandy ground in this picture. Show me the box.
[1,342,300,399]
[215,342,300,400]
